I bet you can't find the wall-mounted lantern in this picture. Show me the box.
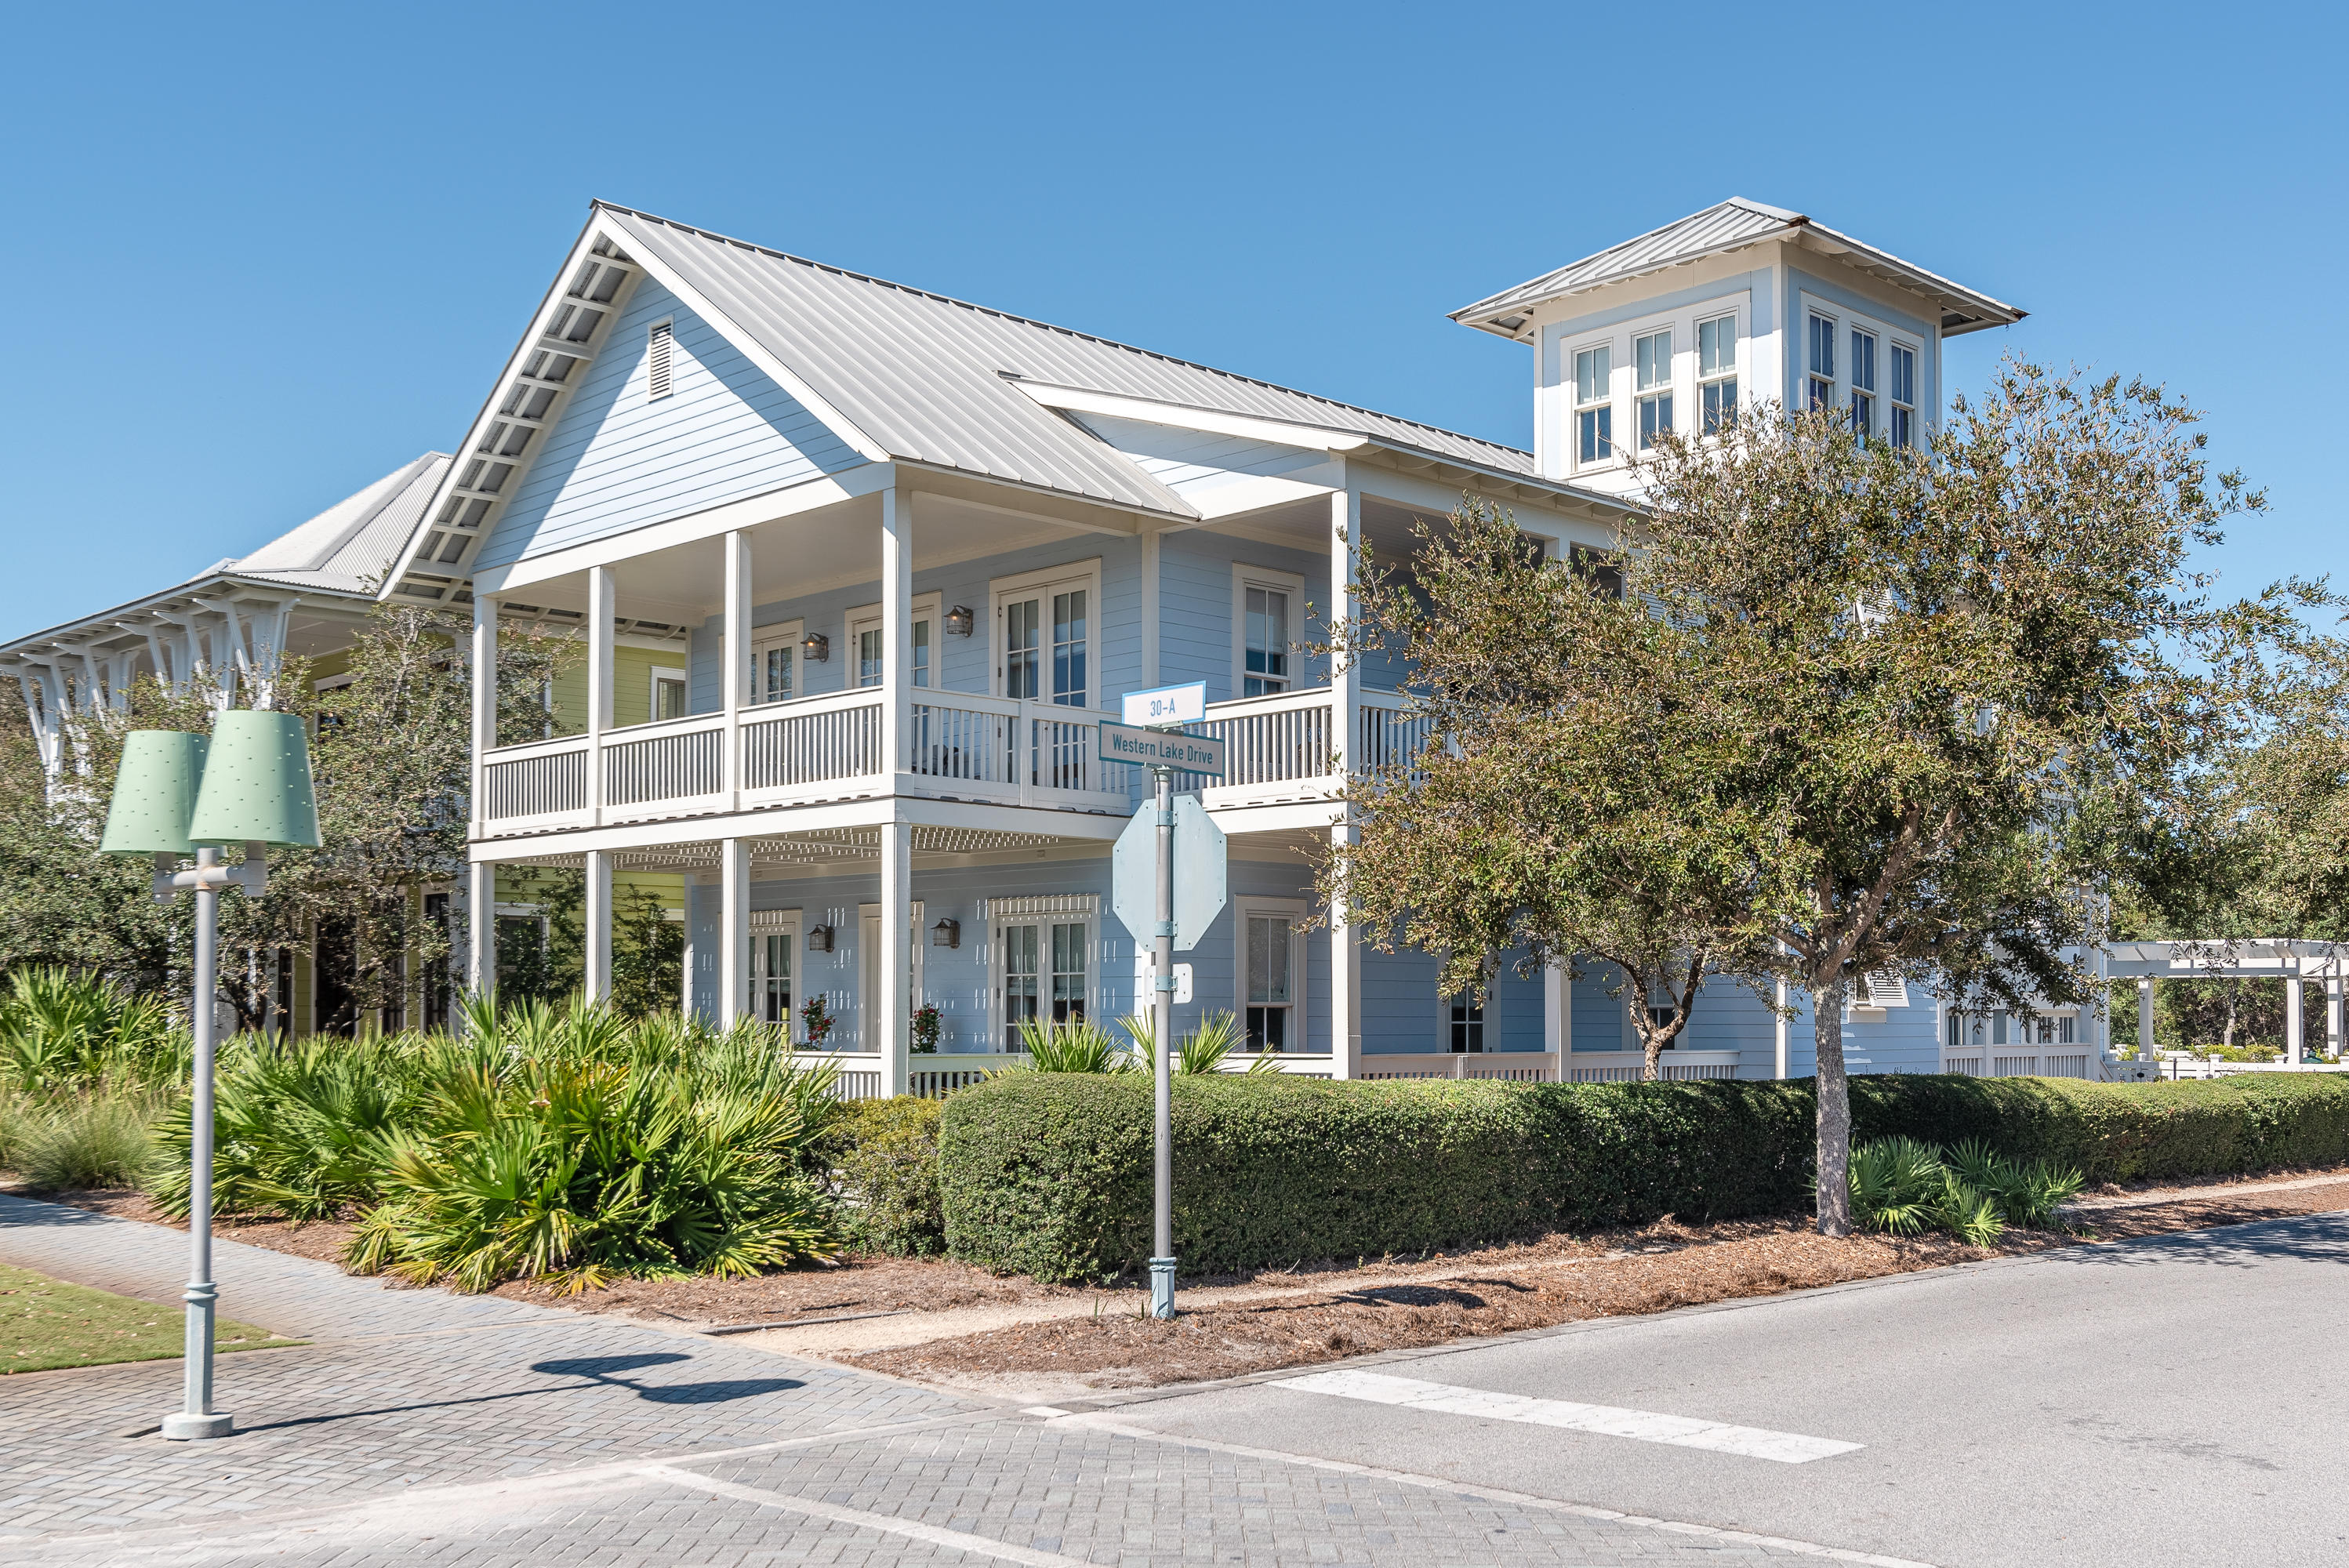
[800,631,830,663]
[806,923,834,953]
[944,605,975,638]
[931,916,960,949]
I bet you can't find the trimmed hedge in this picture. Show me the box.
[818,1096,946,1256]
[939,1072,2349,1283]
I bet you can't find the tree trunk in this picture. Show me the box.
[1814,979,1853,1237]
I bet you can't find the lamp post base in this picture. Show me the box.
[1149,1256,1177,1320]
[161,1411,234,1441]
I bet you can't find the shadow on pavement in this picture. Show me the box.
[2052,1211,2349,1272]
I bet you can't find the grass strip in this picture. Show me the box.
[1,1263,301,1374]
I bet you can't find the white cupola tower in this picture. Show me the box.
[1450,199,2024,497]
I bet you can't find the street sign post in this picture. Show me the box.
[1107,707,1226,1320]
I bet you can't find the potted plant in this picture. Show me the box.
[800,993,835,1045]
[911,1002,942,1054]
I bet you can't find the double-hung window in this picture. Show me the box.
[1697,314,1737,434]
[750,912,799,1031]
[1237,902,1305,1052]
[650,667,687,722]
[1244,585,1290,695]
[1850,327,1878,437]
[1807,313,1836,411]
[995,564,1097,708]
[1634,328,1672,450]
[1574,344,1613,465]
[1889,343,1917,448]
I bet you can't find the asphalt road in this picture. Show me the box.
[1109,1213,2349,1567]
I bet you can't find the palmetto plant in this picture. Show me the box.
[1116,1010,1283,1075]
[1011,1016,1137,1074]
[1847,1134,2082,1244]
[0,967,183,1094]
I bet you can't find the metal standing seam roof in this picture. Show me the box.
[594,203,1546,519]
[1450,198,2024,339]
[226,451,452,593]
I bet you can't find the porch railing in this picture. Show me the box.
[1358,1051,1558,1083]
[741,690,883,793]
[1195,685,1432,808]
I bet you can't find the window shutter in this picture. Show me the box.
[1857,969,1909,1007]
[647,321,674,401]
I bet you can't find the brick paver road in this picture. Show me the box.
[1,1196,1905,1566]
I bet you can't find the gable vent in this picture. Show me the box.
[647,321,674,401]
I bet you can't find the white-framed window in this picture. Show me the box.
[992,561,1100,706]
[846,594,941,691]
[1807,312,1837,412]
[1849,327,1878,437]
[1235,898,1307,1053]
[750,619,803,706]
[1889,342,1918,448]
[1232,564,1305,699]
[1446,989,1486,1054]
[1574,343,1614,466]
[750,909,801,1033]
[1634,328,1672,450]
[988,895,1098,1048]
[1697,313,1737,434]
[646,318,675,401]
[649,666,687,721]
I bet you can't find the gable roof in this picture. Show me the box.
[386,204,1600,602]
[1451,198,2025,340]
[225,451,450,593]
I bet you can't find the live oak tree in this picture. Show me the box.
[1330,361,2308,1234]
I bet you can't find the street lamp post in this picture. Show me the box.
[100,711,319,1443]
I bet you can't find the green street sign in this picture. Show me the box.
[1098,723,1226,775]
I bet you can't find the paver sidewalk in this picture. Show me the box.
[1,1196,1900,1566]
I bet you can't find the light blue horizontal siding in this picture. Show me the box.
[477,280,864,569]
[1159,530,1333,704]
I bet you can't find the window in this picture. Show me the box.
[993,563,1099,706]
[748,621,803,707]
[1447,992,1485,1054]
[646,320,674,401]
[1697,314,1737,434]
[1233,566,1305,698]
[751,917,797,1029]
[1807,314,1836,411]
[1634,328,1672,450]
[990,895,1097,1048]
[1889,343,1917,448]
[1574,345,1613,464]
[1238,906,1304,1052]
[846,597,939,691]
[1850,328,1877,437]
[650,666,687,721]
[1569,543,1625,599]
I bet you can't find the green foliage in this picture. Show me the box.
[941,1071,2349,1283]
[608,887,684,1021]
[939,1073,1816,1283]
[819,1096,946,1256]
[1,1089,164,1190]
[145,1003,842,1292]
[1114,1010,1278,1076]
[1011,1016,1138,1074]
[0,968,183,1093]
[1846,1134,2082,1242]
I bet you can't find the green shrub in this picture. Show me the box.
[822,1096,946,1256]
[939,1073,1816,1283]
[1846,1134,2081,1242]
[0,969,185,1094]
[5,1091,163,1190]
[942,1071,2349,1283]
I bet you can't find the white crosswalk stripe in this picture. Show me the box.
[1274,1369,1864,1464]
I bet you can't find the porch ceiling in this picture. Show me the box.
[503,823,1085,875]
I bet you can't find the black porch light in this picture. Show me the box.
[931,916,960,949]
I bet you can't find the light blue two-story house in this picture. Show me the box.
[394,197,2104,1094]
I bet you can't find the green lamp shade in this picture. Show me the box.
[187,710,321,849]
[98,730,209,855]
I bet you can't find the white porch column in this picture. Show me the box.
[881,486,911,779]
[1775,976,1791,1079]
[1327,484,1363,1080]
[1141,526,1162,688]
[467,860,496,1002]
[720,837,750,1024]
[586,565,615,822]
[583,849,612,1003]
[2329,974,2343,1059]
[1542,960,1567,1080]
[724,530,750,806]
[2286,970,2304,1066]
[880,819,913,1097]
[2137,977,2156,1061]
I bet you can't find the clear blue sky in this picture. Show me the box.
[2,2,2340,642]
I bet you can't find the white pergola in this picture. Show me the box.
[2104,939,2347,1065]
